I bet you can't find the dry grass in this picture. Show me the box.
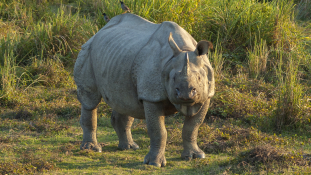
[234,145,311,173]
[200,124,261,154]
[239,145,309,166]
[0,150,58,174]
[27,115,70,134]
[208,76,275,120]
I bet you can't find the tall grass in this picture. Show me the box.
[0,1,98,94]
[13,6,97,66]
[209,39,224,79]
[273,48,304,131]
[248,39,269,79]
[0,36,17,100]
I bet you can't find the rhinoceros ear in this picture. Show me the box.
[195,40,213,56]
[168,32,182,56]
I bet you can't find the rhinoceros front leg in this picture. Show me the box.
[111,110,139,150]
[181,99,210,160]
[80,107,102,152]
[143,101,167,167]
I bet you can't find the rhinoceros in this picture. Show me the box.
[74,13,215,167]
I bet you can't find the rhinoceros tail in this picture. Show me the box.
[74,36,102,110]
[74,36,93,84]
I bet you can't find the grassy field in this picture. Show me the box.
[1,0,311,174]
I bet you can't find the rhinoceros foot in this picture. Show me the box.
[181,149,205,161]
[143,151,166,167]
[118,142,139,150]
[80,142,102,152]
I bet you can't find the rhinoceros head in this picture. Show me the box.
[163,33,215,117]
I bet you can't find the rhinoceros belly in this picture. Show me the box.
[90,15,160,118]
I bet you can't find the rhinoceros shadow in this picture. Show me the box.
[117,157,184,169]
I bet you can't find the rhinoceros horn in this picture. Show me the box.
[168,32,182,56]
[180,53,190,77]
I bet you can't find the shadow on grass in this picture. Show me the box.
[118,161,146,168]
[56,161,106,170]
[134,139,150,149]
[102,144,119,152]
[117,156,186,169]
[0,111,18,119]
[0,106,80,120]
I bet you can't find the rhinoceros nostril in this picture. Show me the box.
[175,88,180,96]
[191,88,197,97]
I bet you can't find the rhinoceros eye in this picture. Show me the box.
[173,76,176,82]
[198,76,201,81]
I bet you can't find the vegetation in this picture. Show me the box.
[1,0,310,174]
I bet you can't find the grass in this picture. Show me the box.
[0,0,311,174]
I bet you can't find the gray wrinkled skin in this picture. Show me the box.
[74,13,215,167]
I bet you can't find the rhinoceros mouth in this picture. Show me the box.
[180,101,196,106]
[174,102,204,117]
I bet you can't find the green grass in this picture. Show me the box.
[1,0,311,174]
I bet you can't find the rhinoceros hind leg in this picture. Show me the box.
[77,85,102,152]
[111,110,139,150]
[80,107,102,152]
